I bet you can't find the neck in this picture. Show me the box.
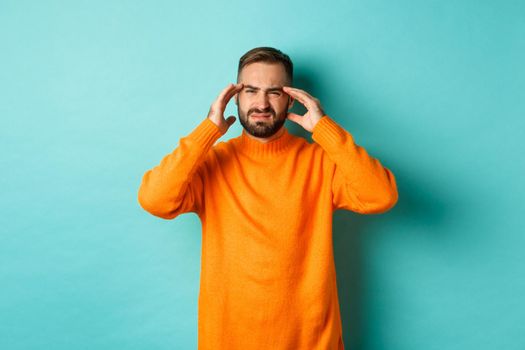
[237,124,294,158]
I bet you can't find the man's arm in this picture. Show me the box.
[283,86,398,214]
[312,115,398,214]
[137,83,243,219]
[137,118,222,219]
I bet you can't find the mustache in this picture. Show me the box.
[248,107,275,117]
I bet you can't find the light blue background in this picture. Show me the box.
[1,1,524,349]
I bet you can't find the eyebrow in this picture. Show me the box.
[243,84,284,92]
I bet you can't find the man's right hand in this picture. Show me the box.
[207,83,244,134]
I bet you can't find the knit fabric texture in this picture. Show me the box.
[138,115,398,349]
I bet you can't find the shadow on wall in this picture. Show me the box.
[333,210,368,349]
[284,66,322,141]
[288,58,450,349]
[287,64,369,347]
[332,167,449,349]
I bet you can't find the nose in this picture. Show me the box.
[254,92,270,110]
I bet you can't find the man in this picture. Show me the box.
[138,47,398,350]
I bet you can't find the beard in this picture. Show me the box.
[237,103,287,138]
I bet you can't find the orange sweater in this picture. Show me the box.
[138,115,398,349]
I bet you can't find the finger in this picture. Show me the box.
[283,88,306,105]
[282,87,314,108]
[288,86,316,100]
[224,83,244,102]
[283,86,318,103]
[217,83,243,105]
[225,115,236,126]
[283,86,315,98]
[216,83,234,101]
[287,112,303,124]
[221,83,244,105]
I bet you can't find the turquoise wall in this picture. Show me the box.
[1,1,523,349]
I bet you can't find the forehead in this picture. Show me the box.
[239,62,287,86]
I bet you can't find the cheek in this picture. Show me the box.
[239,94,254,107]
[271,97,288,109]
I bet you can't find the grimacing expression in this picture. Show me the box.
[235,62,294,138]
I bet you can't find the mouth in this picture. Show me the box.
[251,113,272,119]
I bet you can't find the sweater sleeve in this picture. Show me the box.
[137,118,223,219]
[311,115,398,214]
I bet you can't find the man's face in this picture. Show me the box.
[235,62,294,138]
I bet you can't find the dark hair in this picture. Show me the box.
[237,47,293,85]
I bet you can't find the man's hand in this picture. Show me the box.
[207,83,244,134]
[283,86,326,133]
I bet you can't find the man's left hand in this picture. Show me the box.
[283,86,326,133]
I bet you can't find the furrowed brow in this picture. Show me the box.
[244,85,283,92]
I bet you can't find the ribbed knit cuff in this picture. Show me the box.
[311,115,356,152]
[188,117,224,150]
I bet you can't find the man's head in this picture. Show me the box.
[234,47,295,138]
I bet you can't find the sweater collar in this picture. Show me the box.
[236,125,295,157]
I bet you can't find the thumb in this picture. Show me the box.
[287,112,302,124]
[225,115,236,128]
